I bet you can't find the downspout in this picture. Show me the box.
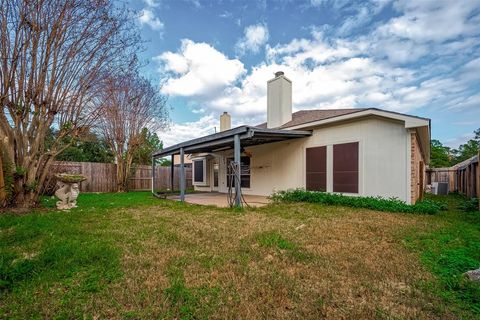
[180,148,185,202]
[234,134,241,207]
[151,155,155,195]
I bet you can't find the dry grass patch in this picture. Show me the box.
[86,202,451,319]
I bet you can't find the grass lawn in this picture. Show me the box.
[0,192,479,319]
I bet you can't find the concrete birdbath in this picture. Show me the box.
[54,174,86,210]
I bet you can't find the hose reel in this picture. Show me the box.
[227,161,250,208]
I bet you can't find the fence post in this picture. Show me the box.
[477,150,480,210]
[151,157,155,194]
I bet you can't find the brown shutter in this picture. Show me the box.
[333,142,359,193]
[306,146,327,191]
[193,160,204,183]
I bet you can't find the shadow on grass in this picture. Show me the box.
[404,193,480,317]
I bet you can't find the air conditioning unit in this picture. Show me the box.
[431,182,448,195]
[437,182,449,195]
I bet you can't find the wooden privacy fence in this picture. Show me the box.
[49,161,192,193]
[132,164,192,191]
[426,168,456,193]
[453,155,479,199]
[427,152,479,200]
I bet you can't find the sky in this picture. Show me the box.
[127,0,480,149]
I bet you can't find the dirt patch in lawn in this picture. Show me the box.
[88,203,450,319]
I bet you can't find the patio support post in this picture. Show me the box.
[170,154,174,192]
[234,134,241,207]
[151,156,155,194]
[180,147,185,202]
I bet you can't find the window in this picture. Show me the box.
[333,142,359,193]
[306,146,327,192]
[193,159,206,185]
[227,157,250,188]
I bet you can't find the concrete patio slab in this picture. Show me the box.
[167,192,269,207]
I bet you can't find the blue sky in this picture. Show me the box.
[128,0,480,148]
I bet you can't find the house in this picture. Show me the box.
[153,72,430,205]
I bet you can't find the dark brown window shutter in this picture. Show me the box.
[306,146,327,191]
[193,160,204,183]
[333,142,359,193]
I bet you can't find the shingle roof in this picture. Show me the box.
[256,108,365,129]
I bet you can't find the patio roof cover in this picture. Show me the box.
[152,125,312,158]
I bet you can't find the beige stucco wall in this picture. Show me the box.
[193,117,417,204]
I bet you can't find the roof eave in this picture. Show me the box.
[152,126,312,158]
[284,108,430,131]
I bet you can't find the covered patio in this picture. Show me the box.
[152,125,311,207]
[167,192,270,207]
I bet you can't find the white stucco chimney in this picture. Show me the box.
[220,111,231,132]
[267,71,292,129]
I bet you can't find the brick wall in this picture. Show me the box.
[410,131,424,203]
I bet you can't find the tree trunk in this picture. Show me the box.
[10,154,55,208]
[116,156,126,193]
[12,180,38,208]
[0,153,6,207]
[124,152,134,193]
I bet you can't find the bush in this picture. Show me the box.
[459,198,479,212]
[270,189,445,215]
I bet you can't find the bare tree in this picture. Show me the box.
[0,0,140,207]
[97,72,168,192]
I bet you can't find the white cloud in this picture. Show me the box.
[336,6,370,36]
[266,36,357,66]
[157,0,480,146]
[143,0,160,7]
[219,11,232,18]
[160,114,217,147]
[139,9,164,31]
[235,24,269,55]
[310,0,350,9]
[445,132,475,149]
[380,0,480,43]
[157,52,189,74]
[310,0,324,6]
[157,40,246,98]
[447,94,480,110]
[335,0,392,36]
[185,0,201,8]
